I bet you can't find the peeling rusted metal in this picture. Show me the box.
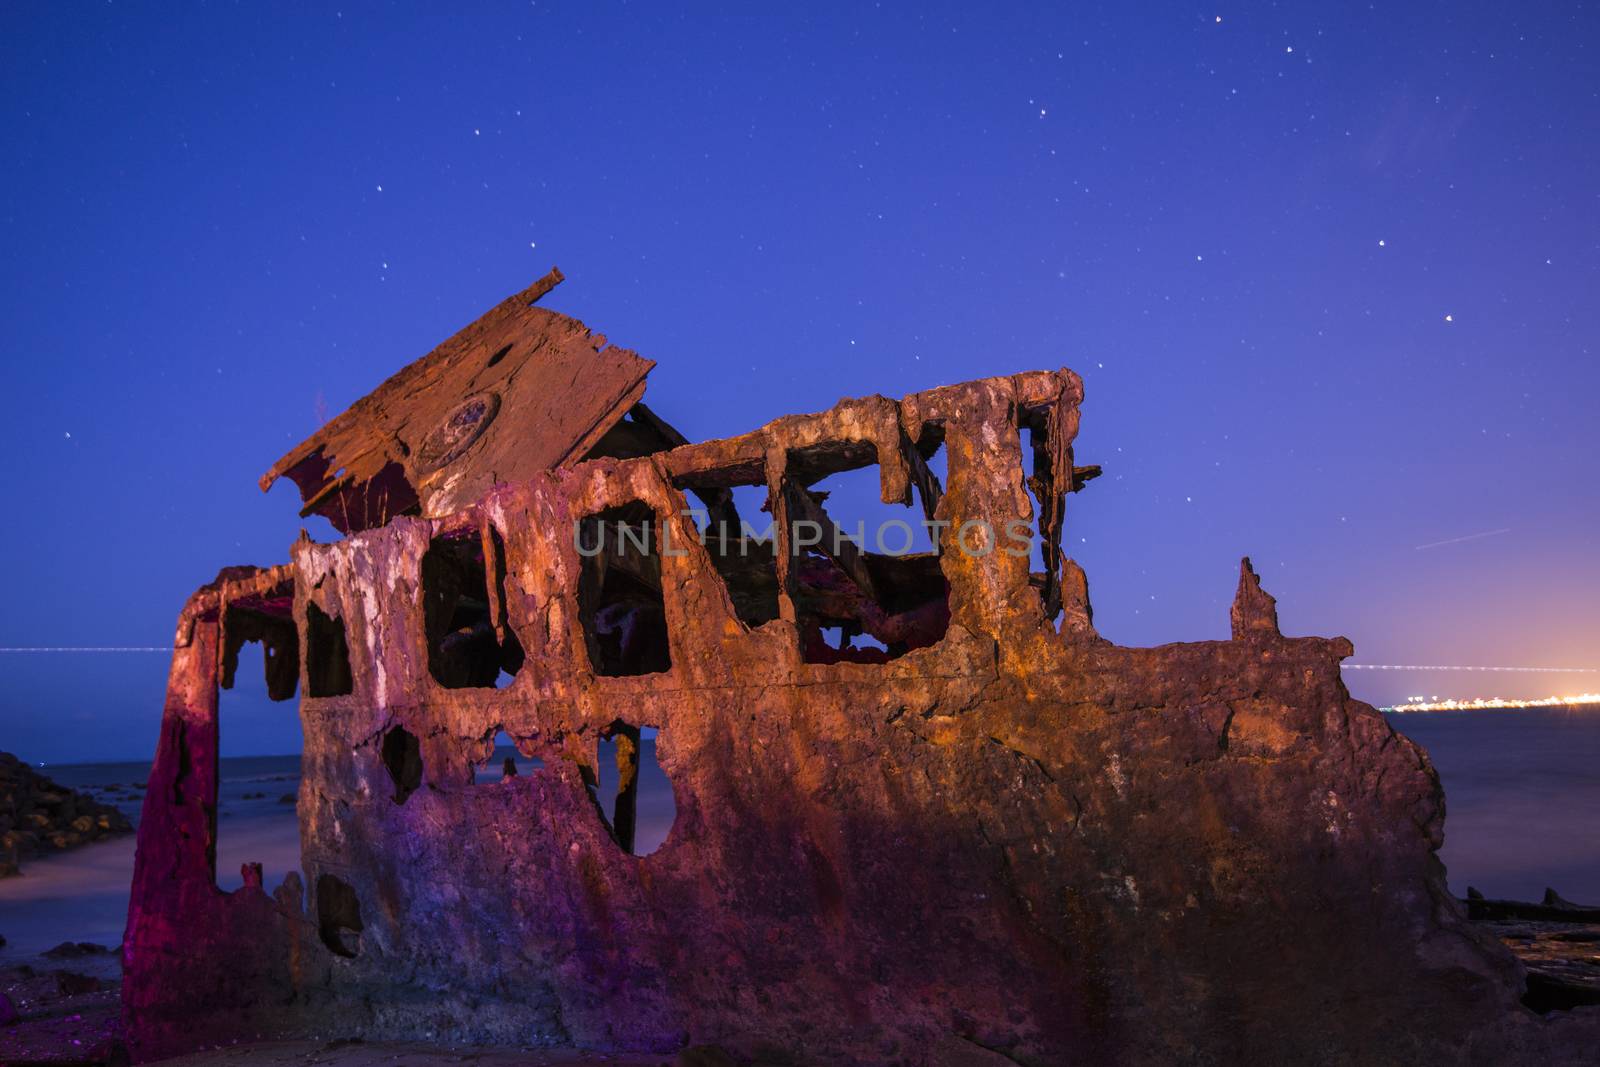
[123,285,1600,1066]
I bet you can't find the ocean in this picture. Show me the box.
[1385,705,1600,903]
[2,715,1596,966]
[0,755,303,961]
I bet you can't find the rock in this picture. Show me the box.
[89,1038,132,1067]
[1550,930,1600,943]
[676,1047,738,1067]
[1465,889,1600,923]
[43,941,110,959]
[322,1037,365,1051]
[928,1035,1029,1066]
[1230,556,1280,640]
[0,991,18,1026]
[55,970,101,995]
[0,752,132,877]
[1057,556,1097,643]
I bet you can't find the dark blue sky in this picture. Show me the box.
[3,3,1597,762]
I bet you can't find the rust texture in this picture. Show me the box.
[123,277,1600,1064]
[260,268,654,533]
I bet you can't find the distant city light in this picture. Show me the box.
[1385,693,1600,713]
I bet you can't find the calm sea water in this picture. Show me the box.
[0,754,303,961]
[1386,706,1600,902]
[2,719,1594,963]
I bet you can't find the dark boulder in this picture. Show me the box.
[43,941,110,959]
[54,970,102,996]
[0,752,132,877]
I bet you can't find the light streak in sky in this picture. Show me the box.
[1385,693,1600,713]
[1413,527,1512,550]
[1343,664,1598,673]
[0,647,171,653]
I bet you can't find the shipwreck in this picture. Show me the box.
[123,270,1599,1064]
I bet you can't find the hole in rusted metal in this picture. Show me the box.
[472,729,544,784]
[784,440,949,664]
[422,530,524,689]
[575,502,672,677]
[222,600,299,702]
[1018,411,1064,622]
[305,602,353,697]
[316,874,363,958]
[589,720,675,856]
[672,467,781,629]
[380,725,423,804]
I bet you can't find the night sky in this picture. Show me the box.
[3,4,1596,762]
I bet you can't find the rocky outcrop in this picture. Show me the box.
[1229,556,1279,639]
[1470,889,1600,1013]
[0,753,131,877]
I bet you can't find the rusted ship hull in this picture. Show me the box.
[122,284,1600,1064]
